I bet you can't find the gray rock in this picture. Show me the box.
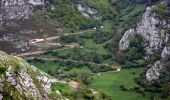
[119,6,170,84]
[0,0,44,27]
[161,46,170,59]
[0,51,68,99]
[146,61,163,83]
[119,29,135,50]
[0,94,3,100]
[119,7,170,51]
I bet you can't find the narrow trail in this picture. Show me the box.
[14,29,94,57]
[14,48,68,57]
[14,44,82,57]
[14,50,47,57]
[58,67,121,77]
[30,29,95,43]
[14,28,122,73]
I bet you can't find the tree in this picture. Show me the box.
[115,51,125,64]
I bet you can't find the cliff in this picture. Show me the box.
[0,51,67,99]
[119,7,170,52]
[119,2,170,83]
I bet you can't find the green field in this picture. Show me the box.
[30,61,59,75]
[83,39,109,55]
[25,2,157,100]
[64,66,91,74]
[89,68,156,100]
[83,39,97,49]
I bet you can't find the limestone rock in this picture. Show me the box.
[77,4,100,19]
[0,51,67,99]
[146,61,164,83]
[161,46,170,59]
[0,0,44,27]
[119,6,170,84]
[119,7,170,51]
[119,29,135,50]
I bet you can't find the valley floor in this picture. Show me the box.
[89,68,160,100]
[2,1,167,99]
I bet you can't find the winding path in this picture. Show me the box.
[30,29,95,43]
[14,29,94,57]
[13,28,121,73]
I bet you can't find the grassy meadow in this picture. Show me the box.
[89,68,159,100]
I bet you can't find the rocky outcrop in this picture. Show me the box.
[119,7,170,52]
[119,5,170,84]
[0,51,67,99]
[161,46,170,59]
[145,46,170,83]
[28,0,44,5]
[77,4,100,19]
[119,29,135,50]
[146,61,164,83]
[0,0,44,27]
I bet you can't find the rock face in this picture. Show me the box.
[161,46,170,59]
[119,6,170,83]
[119,7,170,51]
[0,51,66,99]
[0,0,44,27]
[145,46,170,83]
[146,61,164,83]
[119,29,135,50]
[145,45,170,83]
[77,4,99,19]
[136,7,169,51]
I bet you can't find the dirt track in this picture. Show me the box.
[14,29,94,57]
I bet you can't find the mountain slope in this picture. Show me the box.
[118,1,170,99]
[0,51,67,99]
[119,2,170,83]
[0,0,44,27]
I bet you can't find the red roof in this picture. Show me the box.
[69,81,80,88]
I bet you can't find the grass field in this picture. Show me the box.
[89,68,157,100]
[58,49,73,57]
[83,39,109,55]
[27,3,151,99]
[64,66,91,74]
[30,61,59,75]
[65,66,91,74]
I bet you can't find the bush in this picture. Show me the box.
[120,85,127,91]
[49,0,96,31]
[0,67,7,74]
[120,34,146,68]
